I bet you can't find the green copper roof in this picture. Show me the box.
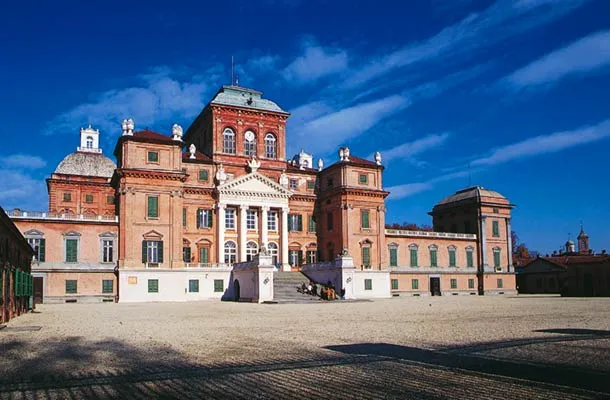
[210,85,288,114]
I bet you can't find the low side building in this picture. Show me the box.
[0,206,34,323]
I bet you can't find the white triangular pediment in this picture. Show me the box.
[217,172,292,198]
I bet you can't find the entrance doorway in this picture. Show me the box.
[33,277,43,304]
[234,279,240,302]
[430,277,441,296]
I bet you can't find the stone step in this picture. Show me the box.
[273,271,318,303]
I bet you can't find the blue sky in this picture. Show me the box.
[1,0,609,254]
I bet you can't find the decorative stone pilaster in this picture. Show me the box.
[217,204,226,265]
[239,205,248,262]
[280,207,289,271]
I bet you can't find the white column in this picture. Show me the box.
[239,204,248,262]
[281,207,290,271]
[217,204,226,265]
[506,217,513,272]
[261,206,269,248]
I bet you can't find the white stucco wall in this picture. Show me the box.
[352,271,391,299]
[118,269,233,303]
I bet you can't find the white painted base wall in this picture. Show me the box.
[352,271,391,299]
[118,269,233,303]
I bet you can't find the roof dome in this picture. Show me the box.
[435,186,507,207]
[54,151,117,178]
[566,239,575,246]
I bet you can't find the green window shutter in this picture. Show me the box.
[148,279,159,293]
[102,279,113,293]
[494,251,500,268]
[389,248,398,267]
[66,239,78,262]
[196,209,202,228]
[208,209,213,228]
[361,210,370,229]
[307,180,315,190]
[391,279,398,290]
[14,270,19,296]
[468,279,475,289]
[497,278,503,288]
[430,250,437,267]
[183,247,191,263]
[65,280,77,294]
[412,279,419,290]
[410,249,418,267]
[287,215,293,231]
[362,247,371,267]
[467,251,474,268]
[214,279,224,292]
[183,208,187,227]
[200,247,209,264]
[449,250,456,267]
[492,221,499,237]
[199,170,208,181]
[39,238,46,262]
[297,215,303,231]
[142,241,147,263]
[364,279,372,290]
[189,279,199,292]
[308,215,316,232]
[297,250,303,266]
[148,196,159,218]
[157,241,164,263]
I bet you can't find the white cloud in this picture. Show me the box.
[44,65,222,138]
[0,154,46,169]
[289,94,410,155]
[472,119,610,166]
[505,29,610,89]
[378,132,451,163]
[0,170,47,210]
[386,169,472,200]
[283,42,348,85]
[342,0,590,89]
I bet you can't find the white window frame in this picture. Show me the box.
[223,128,236,154]
[246,241,258,261]
[224,241,237,264]
[102,239,114,263]
[246,209,258,231]
[244,130,256,156]
[267,211,278,231]
[264,133,277,158]
[225,208,236,229]
[268,242,279,265]
[147,241,159,263]
[198,209,211,228]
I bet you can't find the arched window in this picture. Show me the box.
[244,130,256,156]
[246,241,258,262]
[223,128,236,154]
[409,244,418,267]
[265,133,277,158]
[268,242,279,266]
[86,136,93,149]
[224,240,237,264]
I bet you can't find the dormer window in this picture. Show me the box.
[223,128,236,154]
[86,136,93,149]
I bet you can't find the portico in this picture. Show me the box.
[215,171,292,270]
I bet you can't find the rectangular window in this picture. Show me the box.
[225,208,235,229]
[268,211,277,231]
[214,279,224,293]
[289,179,297,190]
[410,249,418,267]
[364,279,372,291]
[361,209,370,229]
[391,279,399,290]
[308,215,316,233]
[289,250,302,267]
[65,239,78,263]
[497,278,503,289]
[430,249,438,267]
[466,250,474,268]
[199,169,209,181]
[468,278,475,289]
[493,207,499,214]
[412,279,419,290]
[247,209,257,230]
[183,207,187,227]
[147,151,159,163]
[306,250,317,264]
[450,279,457,289]
[63,192,72,202]
[327,212,333,231]
[449,249,456,267]
[288,214,303,232]
[362,247,371,268]
[147,196,159,218]
[307,180,315,190]
[189,279,199,293]
[359,174,368,184]
[65,280,77,294]
[494,250,501,268]
[85,194,93,203]
[102,239,114,263]
[102,279,113,294]
[148,279,159,293]
[28,238,46,262]
[197,209,213,228]
[389,247,398,267]
[199,247,209,265]
[106,195,114,205]
[492,220,500,237]
[143,241,163,264]
[183,246,191,263]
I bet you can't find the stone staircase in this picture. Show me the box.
[273,271,320,304]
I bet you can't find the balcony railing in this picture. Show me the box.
[385,229,476,240]
[7,210,118,223]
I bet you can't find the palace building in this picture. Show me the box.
[8,85,516,303]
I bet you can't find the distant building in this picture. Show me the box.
[7,85,516,302]
[516,226,610,296]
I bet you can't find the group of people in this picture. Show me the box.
[298,280,345,301]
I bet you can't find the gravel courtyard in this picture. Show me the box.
[2,295,610,399]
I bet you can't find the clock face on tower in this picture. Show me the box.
[245,131,255,142]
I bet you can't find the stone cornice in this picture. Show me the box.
[117,168,187,182]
